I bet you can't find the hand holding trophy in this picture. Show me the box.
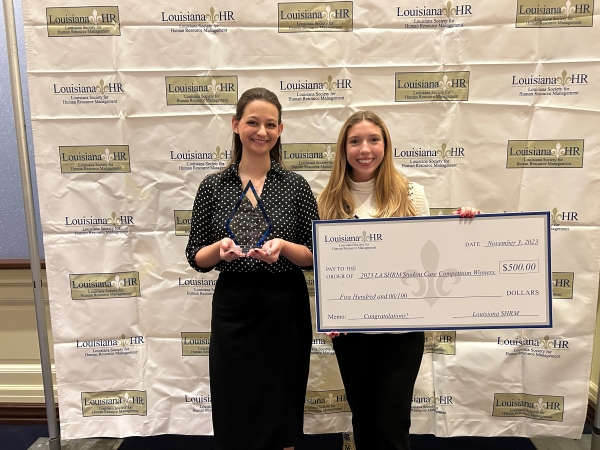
[225,180,272,255]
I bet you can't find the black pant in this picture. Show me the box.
[332,332,425,450]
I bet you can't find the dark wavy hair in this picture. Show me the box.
[226,87,283,168]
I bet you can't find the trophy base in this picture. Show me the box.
[232,244,262,255]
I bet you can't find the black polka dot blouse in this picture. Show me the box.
[185,161,319,273]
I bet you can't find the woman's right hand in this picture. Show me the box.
[220,238,243,262]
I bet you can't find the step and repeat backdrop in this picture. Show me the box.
[22,0,600,441]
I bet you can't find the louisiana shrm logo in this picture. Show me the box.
[281,74,352,103]
[162,7,234,33]
[395,142,466,169]
[282,143,336,171]
[77,334,144,358]
[53,78,123,106]
[395,71,469,102]
[304,271,315,297]
[178,275,217,296]
[511,70,588,98]
[59,145,130,173]
[397,1,473,29]
[412,393,454,414]
[550,206,579,231]
[497,334,569,359]
[493,393,564,421]
[46,7,120,37]
[184,393,212,413]
[69,272,140,300]
[181,332,211,356]
[81,391,146,417]
[322,230,383,252]
[174,210,192,236]
[311,337,335,355]
[506,140,584,168]
[165,76,238,105]
[515,0,593,27]
[424,331,456,355]
[553,272,574,299]
[64,212,134,236]
[304,390,351,414]
[278,2,353,32]
[170,146,231,172]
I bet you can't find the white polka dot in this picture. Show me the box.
[186,161,318,273]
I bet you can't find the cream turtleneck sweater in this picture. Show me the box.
[348,178,429,218]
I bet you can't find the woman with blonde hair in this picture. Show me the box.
[319,110,478,450]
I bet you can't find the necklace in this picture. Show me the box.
[239,172,267,189]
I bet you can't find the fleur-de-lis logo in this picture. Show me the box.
[123,392,133,405]
[96,79,108,95]
[213,146,226,161]
[439,75,452,96]
[111,275,125,288]
[324,5,336,20]
[107,212,120,226]
[536,398,545,412]
[101,148,114,162]
[361,231,368,243]
[89,9,102,26]
[207,7,219,25]
[561,0,576,17]
[208,79,222,93]
[326,392,334,406]
[324,75,336,91]
[442,1,456,18]
[541,335,552,349]
[551,207,560,226]
[402,240,462,307]
[438,143,451,159]
[119,334,128,347]
[557,70,570,87]
[323,146,335,162]
[551,143,565,159]
[426,331,440,344]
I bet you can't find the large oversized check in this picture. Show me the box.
[312,212,552,332]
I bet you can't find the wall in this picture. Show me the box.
[0,1,44,260]
[0,269,54,404]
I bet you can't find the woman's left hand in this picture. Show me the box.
[247,238,283,264]
[453,206,481,218]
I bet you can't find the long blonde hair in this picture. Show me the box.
[318,111,416,220]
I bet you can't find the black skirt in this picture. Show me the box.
[209,269,312,450]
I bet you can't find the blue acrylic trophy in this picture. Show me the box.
[225,181,272,254]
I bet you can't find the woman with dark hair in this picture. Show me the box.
[319,110,478,450]
[186,87,318,450]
